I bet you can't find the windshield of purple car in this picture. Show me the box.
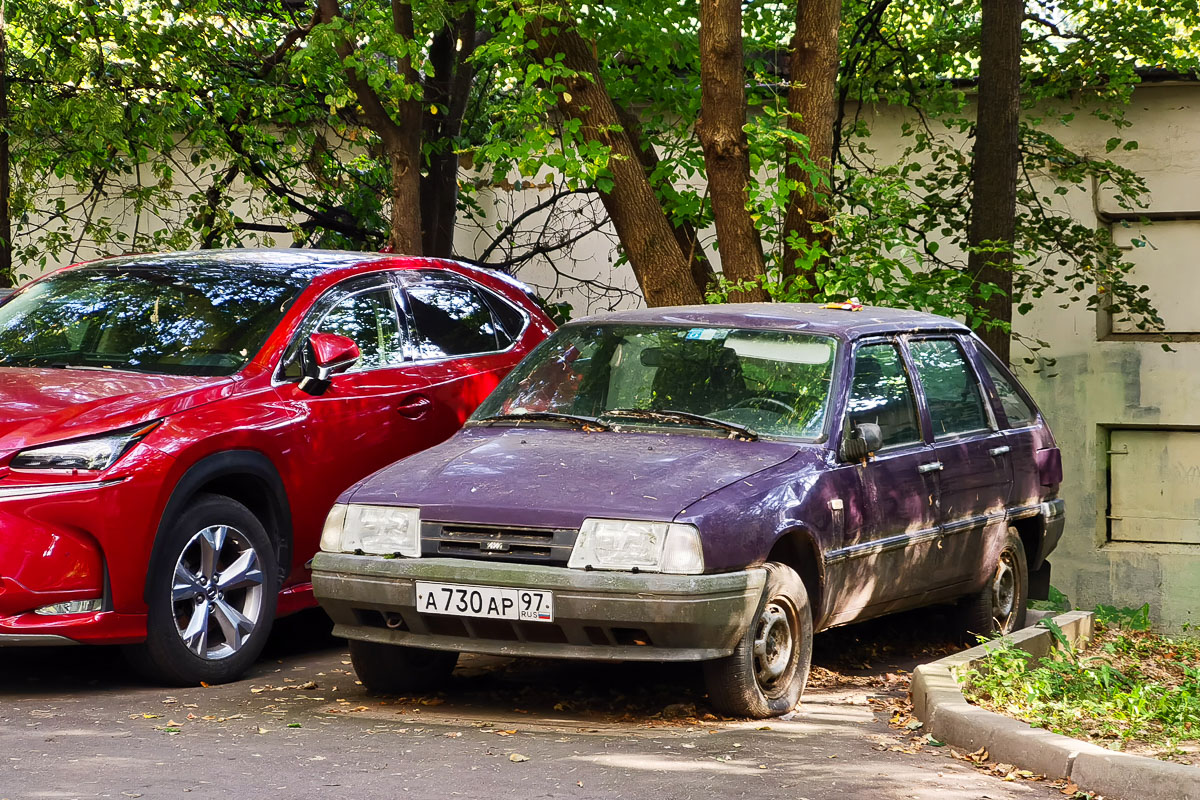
[471,324,837,440]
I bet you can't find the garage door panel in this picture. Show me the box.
[1109,429,1200,545]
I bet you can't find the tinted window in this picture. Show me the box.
[407,281,500,358]
[0,264,306,376]
[981,355,1036,427]
[909,338,990,438]
[847,343,921,448]
[281,279,405,378]
[314,289,404,370]
[483,290,527,348]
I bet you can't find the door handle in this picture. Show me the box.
[396,394,433,419]
[989,445,1011,457]
[917,461,944,474]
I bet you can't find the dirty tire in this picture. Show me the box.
[349,639,459,694]
[958,526,1028,641]
[703,562,813,719]
[129,493,279,685]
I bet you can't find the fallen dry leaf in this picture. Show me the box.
[509,753,530,763]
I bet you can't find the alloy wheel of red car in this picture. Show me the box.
[172,524,267,659]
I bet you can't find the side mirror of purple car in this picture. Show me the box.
[839,422,883,462]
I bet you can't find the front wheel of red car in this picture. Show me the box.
[128,493,280,685]
[703,562,813,719]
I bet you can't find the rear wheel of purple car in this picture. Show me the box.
[349,639,459,694]
[958,527,1028,641]
[703,562,813,719]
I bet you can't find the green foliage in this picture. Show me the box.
[1095,603,1153,632]
[964,621,1200,753]
[1029,584,1071,612]
[702,0,1200,349]
[6,0,1200,338]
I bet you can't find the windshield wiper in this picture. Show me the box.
[475,411,611,431]
[601,408,758,441]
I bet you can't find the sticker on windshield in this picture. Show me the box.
[684,328,728,341]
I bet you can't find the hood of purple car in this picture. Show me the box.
[346,426,804,529]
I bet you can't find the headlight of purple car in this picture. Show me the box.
[567,519,704,575]
[320,504,421,558]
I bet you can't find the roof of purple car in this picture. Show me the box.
[572,303,972,340]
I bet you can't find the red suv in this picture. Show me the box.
[0,249,553,683]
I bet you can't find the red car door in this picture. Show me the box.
[271,273,440,576]
[396,270,529,437]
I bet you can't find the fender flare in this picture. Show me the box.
[765,525,827,628]
[144,450,293,603]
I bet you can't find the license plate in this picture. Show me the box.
[415,581,554,623]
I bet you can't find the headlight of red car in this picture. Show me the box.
[10,420,160,473]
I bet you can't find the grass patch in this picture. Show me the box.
[962,612,1200,764]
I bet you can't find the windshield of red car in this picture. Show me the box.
[471,323,838,440]
[0,263,308,376]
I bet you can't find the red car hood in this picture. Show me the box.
[0,367,235,454]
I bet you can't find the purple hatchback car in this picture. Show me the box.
[313,304,1064,718]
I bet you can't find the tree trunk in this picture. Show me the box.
[697,0,767,303]
[696,0,768,303]
[782,0,842,293]
[526,6,703,308]
[386,0,423,255]
[966,0,1023,364]
[615,104,716,297]
[420,11,478,257]
[317,0,422,255]
[0,0,11,288]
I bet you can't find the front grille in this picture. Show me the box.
[420,522,577,566]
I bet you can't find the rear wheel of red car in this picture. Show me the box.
[349,639,459,694]
[958,526,1029,641]
[129,493,279,685]
[703,562,813,719]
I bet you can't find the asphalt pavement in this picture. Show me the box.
[0,610,1069,800]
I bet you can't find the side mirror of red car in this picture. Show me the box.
[299,333,361,395]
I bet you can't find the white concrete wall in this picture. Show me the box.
[1009,84,1200,632]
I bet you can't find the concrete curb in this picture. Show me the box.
[909,610,1200,800]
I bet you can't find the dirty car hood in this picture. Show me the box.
[347,427,802,529]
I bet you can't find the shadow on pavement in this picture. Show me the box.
[0,608,344,695]
[0,603,964,717]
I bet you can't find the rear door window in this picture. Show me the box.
[403,273,503,358]
[980,354,1037,428]
[908,338,990,439]
[483,290,528,349]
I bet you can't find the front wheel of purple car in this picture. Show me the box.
[349,639,459,695]
[957,526,1029,641]
[703,562,813,719]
